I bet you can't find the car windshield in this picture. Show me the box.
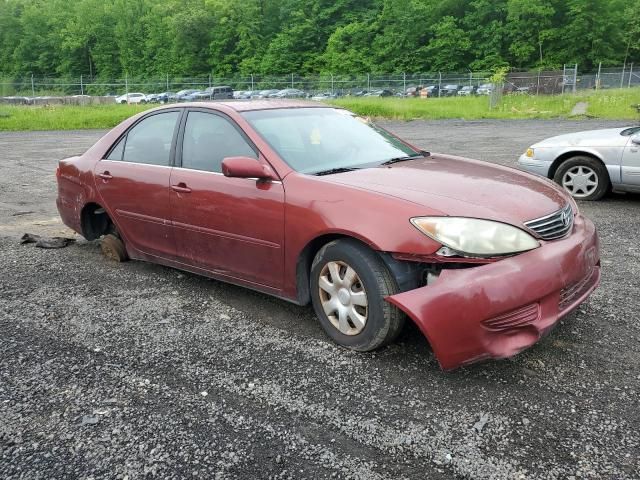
[242,108,420,174]
[621,126,640,136]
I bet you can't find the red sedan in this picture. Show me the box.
[56,101,600,369]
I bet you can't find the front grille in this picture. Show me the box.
[559,268,596,310]
[481,303,540,332]
[524,204,574,240]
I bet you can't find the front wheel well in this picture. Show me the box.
[81,203,114,240]
[295,234,422,305]
[549,151,606,179]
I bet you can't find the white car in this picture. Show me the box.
[115,93,148,104]
[518,126,640,200]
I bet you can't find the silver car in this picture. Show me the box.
[518,126,640,200]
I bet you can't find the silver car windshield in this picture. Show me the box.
[242,108,419,174]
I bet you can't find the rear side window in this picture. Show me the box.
[118,111,180,166]
[182,112,256,173]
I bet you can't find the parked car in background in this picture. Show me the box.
[425,85,440,97]
[56,100,600,370]
[234,90,254,99]
[155,92,177,104]
[201,85,233,99]
[457,85,478,96]
[476,83,494,95]
[270,88,306,98]
[252,89,280,99]
[176,89,200,101]
[440,85,462,97]
[518,126,640,200]
[115,93,147,104]
[364,89,394,97]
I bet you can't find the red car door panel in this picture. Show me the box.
[169,169,285,287]
[95,160,174,258]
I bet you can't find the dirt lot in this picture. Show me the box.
[1,120,639,479]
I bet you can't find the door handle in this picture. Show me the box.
[171,183,192,193]
[97,171,113,180]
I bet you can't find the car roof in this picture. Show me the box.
[176,99,327,112]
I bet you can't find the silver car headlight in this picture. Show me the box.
[411,217,540,257]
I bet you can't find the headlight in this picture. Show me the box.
[411,217,540,257]
[525,148,534,157]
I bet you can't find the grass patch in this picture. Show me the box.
[0,88,638,131]
[329,88,640,121]
[0,104,154,131]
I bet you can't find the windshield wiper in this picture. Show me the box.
[314,167,360,176]
[380,153,426,166]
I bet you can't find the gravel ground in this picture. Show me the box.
[1,119,639,479]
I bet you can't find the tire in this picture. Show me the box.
[310,239,404,351]
[100,234,128,262]
[553,156,609,201]
[120,100,126,104]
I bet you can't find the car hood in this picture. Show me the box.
[532,127,630,148]
[324,154,570,226]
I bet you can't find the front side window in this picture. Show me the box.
[182,112,256,173]
[121,111,180,166]
[242,108,419,174]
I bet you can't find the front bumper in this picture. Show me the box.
[517,154,552,177]
[386,215,600,370]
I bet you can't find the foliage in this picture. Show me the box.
[0,0,637,78]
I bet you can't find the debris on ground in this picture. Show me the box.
[20,233,75,249]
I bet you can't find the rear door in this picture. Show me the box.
[169,109,285,288]
[95,109,182,259]
[621,133,640,186]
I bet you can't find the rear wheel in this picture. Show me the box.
[310,239,404,351]
[553,156,609,201]
[100,234,128,262]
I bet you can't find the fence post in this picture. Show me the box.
[573,64,577,94]
[208,74,212,88]
[331,74,334,94]
[621,63,625,88]
[31,74,35,97]
[628,64,633,88]
[125,73,129,103]
[291,73,294,88]
[438,72,442,97]
[403,72,406,95]
[596,62,602,90]
[536,69,540,95]
[80,74,84,96]
[166,73,169,91]
[251,74,254,91]
[367,73,370,92]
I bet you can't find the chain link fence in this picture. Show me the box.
[1,64,638,102]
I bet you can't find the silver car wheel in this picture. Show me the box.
[562,165,598,198]
[318,261,368,335]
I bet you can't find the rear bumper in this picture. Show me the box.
[386,215,600,370]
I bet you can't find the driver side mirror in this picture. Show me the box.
[221,156,276,180]
[632,135,640,145]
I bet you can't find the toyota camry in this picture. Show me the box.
[56,101,600,369]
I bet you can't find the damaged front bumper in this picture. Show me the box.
[386,215,600,370]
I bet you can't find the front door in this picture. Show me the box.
[621,133,640,186]
[95,110,181,259]
[169,110,285,289]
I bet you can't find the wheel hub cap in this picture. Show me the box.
[318,261,368,336]
[562,165,598,198]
